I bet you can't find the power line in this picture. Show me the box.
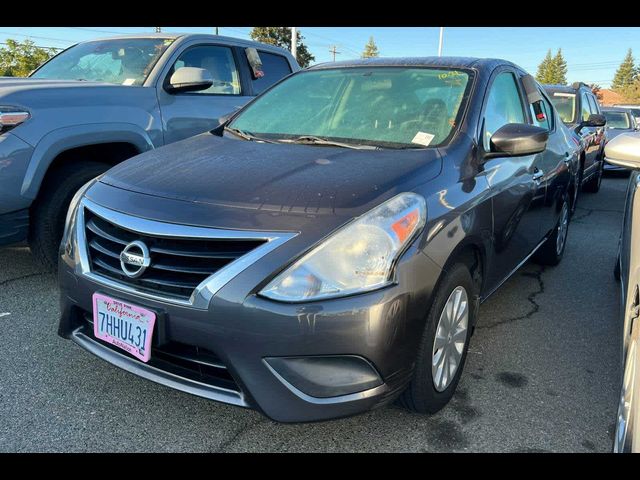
[329,45,341,62]
[69,27,141,35]
[0,31,74,44]
[0,42,63,51]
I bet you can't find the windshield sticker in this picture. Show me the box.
[412,131,435,146]
[122,78,136,86]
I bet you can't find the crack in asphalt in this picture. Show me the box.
[572,206,624,224]
[478,266,546,330]
[214,417,270,453]
[0,272,49,288]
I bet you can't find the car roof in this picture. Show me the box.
[543,83,591,94]
[308,56,522,71]
[76,33,292,56]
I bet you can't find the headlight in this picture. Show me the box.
[0,106,30,134]
[60,177,99,258]
[260,192,427,302]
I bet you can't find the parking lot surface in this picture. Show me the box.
[0,176,627,452]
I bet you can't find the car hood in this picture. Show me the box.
[92,132,442,233]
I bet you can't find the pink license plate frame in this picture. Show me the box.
[92,292,156,363]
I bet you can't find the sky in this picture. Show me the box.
[1,26,638,88]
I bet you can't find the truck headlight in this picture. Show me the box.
[0,106,30,134]
[260,192,426,302]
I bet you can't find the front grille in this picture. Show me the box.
[83,209,267,301]
[81,312,240,393]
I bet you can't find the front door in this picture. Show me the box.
[480,70,545,292]
[157,44,252,145]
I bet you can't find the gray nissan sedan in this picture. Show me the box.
[58,57,578,422]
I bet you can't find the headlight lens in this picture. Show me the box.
[60,177,99,258]
[0,106,30,134]
[260,192,426,302]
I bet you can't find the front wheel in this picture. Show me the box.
[533,197,570,266]
[400,263,476,413]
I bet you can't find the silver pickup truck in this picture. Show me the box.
[0,33,299,267]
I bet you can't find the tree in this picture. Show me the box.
[362,36,379,59]
[536,49,567,85]
[612,49,638,92]
[249,27,315,68]
[620,78,640,104]
[0,39,55,77]
[535,50,555,84]
[553,48,568,85]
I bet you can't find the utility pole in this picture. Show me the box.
[291,27,297,61]
[155,27,162,33]
[329,45,341,62]
[215,27,219,35]
[438,27,444,57]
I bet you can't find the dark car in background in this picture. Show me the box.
[58,57,579,422]
[603,107,639,171]
[544,82,607,193]
[614,104,640,127]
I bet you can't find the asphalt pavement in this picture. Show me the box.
[0,175,627,452]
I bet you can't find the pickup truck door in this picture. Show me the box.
[577,91,604,178]
[157,44,253,145]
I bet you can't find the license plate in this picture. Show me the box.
[92,293,156,363]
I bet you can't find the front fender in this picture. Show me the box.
[21,123,155,199]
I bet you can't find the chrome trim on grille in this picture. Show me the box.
[76,197,297,309]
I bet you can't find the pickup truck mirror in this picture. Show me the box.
[605,132,640,169]
[167,67,213,93]
[484,123,548,159]
[579,113,607,130]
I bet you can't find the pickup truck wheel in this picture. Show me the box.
[533,197,570,266]
[399,263,476,414]
[28,162,109,270]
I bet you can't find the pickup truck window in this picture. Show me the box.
[170,45,241,95]
[581,92,592,122]
[31,38,175,85]
[251,52,293,95]
[550,92,576,124]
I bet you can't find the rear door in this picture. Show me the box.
[527,86,572,236]
[157,43,252,144]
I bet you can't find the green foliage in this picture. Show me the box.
[535,49,567,85]
[249,27,315,68]
[0,39,56,77]
[362,37,379,59]
[612,49,638,92]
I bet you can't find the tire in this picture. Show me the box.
[583,160,603,193]
[533,196,570,266]
[400,263,476,414]
[28,161,109,270]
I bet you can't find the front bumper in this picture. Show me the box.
[58,203,442,423]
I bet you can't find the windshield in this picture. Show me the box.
[31,38,175,85]
[549,92,576,124]
[229,67,473,148]
[604,111,631,129]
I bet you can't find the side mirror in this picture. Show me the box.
[167,67,213,93]
[485,123,549,159]
[583,113,607,128]
[604,132,640,169]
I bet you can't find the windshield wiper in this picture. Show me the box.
[280,135,378,150]
[223,126,278,144]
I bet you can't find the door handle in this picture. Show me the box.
[532,169,544,182]
[564,152,571,164]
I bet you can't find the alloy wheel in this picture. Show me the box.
[432,286,469,392]
[556,201,570,256]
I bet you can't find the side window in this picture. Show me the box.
[580,92,592,122]
[251,52,292,95]
[587,94,600,115]
[529,88,554,131]
[483,72,526,150]
[169,45,241,95]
